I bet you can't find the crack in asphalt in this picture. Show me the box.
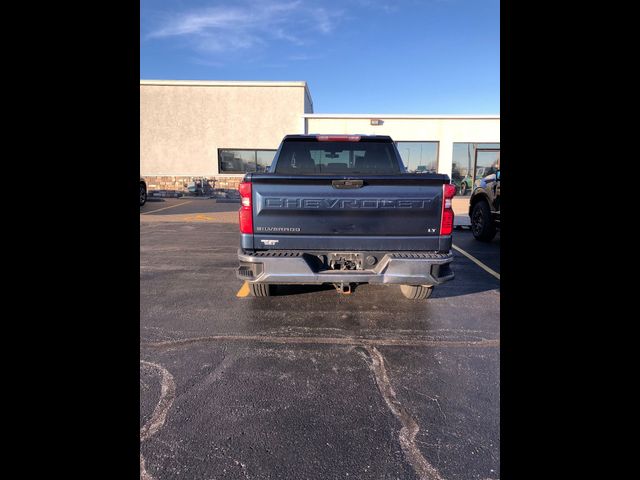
[364,346,445,480]
[140,361,176,480]
[140,452,152,480]
[141,334,499,350]
[137,337,495,479]
[137,335,496,479]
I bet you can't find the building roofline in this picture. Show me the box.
[140,79,307,87]
[303,113,500,119]
[140,79,312,105]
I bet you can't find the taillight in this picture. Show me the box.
[316,135,361,142]
[238,181,253,234]
[440,183,456,236]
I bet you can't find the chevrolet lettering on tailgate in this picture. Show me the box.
[263,198,433,209]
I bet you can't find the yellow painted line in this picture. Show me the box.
[182,214,215,222]
[141,201,192,215]
[236,281,250,298]
[452,244,500,280]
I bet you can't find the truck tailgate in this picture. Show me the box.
[246,174,449,251]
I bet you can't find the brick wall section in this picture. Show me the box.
[211,176,243,191]
[143,175,244,197]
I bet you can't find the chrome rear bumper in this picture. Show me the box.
[237,249,454,286]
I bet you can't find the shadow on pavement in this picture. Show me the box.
[270,284,336,296]
[258,276,498,299]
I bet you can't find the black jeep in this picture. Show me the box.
[469,168,500,241]
[140,177,147,207]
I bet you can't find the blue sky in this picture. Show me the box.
[140,0,499,114]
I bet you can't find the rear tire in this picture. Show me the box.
[471,200,496,242]
[400,285,433,299]
[250,283,273,297]
[140,183,147,206]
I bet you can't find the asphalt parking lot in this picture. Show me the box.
[140,198,500,480]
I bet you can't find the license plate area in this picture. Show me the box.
[328,252,364,270]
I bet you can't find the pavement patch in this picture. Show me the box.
[142,334,499,350]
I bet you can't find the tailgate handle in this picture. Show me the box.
[332,179,364,189]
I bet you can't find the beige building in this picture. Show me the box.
[140,80,499,198]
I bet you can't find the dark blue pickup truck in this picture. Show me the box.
[236,134,456,299]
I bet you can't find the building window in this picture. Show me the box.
[218,149,277,174]
[395,142,439,173]
[452,143,500,196]
[256,150,275,172]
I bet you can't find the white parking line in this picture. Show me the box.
[141,201,192,215]
[452,244,500,280]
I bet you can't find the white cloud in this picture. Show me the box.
[146,1,344,54]
[346,0,403,12]
[288,53,323,61]
[189,57,226,68]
